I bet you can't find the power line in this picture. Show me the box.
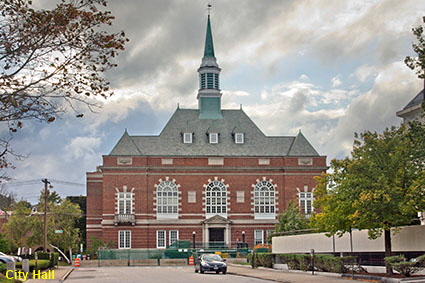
[50,180,85,187]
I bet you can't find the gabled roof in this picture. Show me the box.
[400,89,424,111]
[288,131,319,156]
[109,108,321,157]
[202,214,232,224]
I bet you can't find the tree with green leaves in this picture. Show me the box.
[38,189,62,208]
[311,123,425,275]
[273,201,308,235]
[405,17,425,81]
[0,233,11,253]
[48,199,82,257]
[3,201,43,250]
[0,0,128,171]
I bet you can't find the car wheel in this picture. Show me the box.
[200,267,204,274]
[222,270,227,275]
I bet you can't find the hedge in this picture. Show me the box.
[385,254,425,277]
[15,260,50,271]
[252,253,274,268]
[250,252,358,274]
[0,263,6,274]
[277,254,355,273]
[279,254,311,271]
[33,252,59,267]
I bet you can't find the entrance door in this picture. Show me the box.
[209,228,225,248]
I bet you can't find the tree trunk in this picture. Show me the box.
[384,229,393,275]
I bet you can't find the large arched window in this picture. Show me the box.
[253,179,276,219]
[205,178,228,218]
[155,178,179,219]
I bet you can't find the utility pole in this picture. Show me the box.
[41,179,50,252]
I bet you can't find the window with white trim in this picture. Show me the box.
[299,192,313,215]
[235,133,244,144]
[118,192,133,214]
[266,230,273,244]
[118,230,131,249]
[205,180,227,218]
[169,230,179,246]
[254,230,264,246]
[209,133,218,144]
[183,133,192,144]
[156,180,179,218]
[157,230,166,248]
[254,180,275,219]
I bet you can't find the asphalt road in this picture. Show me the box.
[66,266,274,283]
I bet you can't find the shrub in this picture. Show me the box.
[254,253,273,268]
[278,254,311,271]
[15,260,50,271]
[35,252,59,267]
[0,263,6,274]
[416,254,425,267]
[279,254,355,273]
[279,254,299,270]
[385,254,425,277]
[314,255,344,273]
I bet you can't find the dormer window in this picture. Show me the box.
[209,133,218,144]
[235,133,244,144]
[183,133,192,144]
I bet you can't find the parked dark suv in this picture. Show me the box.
[194,254,227,274]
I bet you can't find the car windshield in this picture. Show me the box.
[202,255,223,262]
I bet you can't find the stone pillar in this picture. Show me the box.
[22,259,30,273]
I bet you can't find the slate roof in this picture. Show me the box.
[109,108,320,157]
[400,89,424,111]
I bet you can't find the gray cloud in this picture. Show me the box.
[5,0,425,203]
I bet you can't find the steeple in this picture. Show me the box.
[204,15,215,58]
[197,10,222,119]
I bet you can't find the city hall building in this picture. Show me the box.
[86,15,327,249]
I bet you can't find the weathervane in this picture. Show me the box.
[207,3,212,15]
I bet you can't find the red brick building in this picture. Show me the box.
[86,15,327,249]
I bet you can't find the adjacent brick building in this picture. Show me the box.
[86,15,327,249]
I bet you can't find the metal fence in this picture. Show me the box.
[96,240,251,267]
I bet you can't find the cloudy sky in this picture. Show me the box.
[3,0,425,203]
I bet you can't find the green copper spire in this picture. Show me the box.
[197,12,222,120]
[204,15,215,58]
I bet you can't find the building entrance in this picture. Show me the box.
[209,228,225,242]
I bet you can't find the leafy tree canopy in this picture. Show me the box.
[274,201,308,235]
[0,0,128,170]
[311,123,425,274]
[312,123,425,238]
[405,17,425,80]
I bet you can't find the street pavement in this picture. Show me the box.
[30,264,350,283]
[21,263,425,283]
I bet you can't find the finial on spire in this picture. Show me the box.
[207,3,212,15]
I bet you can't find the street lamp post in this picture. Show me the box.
[192,231,196,249]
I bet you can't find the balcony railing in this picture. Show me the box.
[114,213,136,225]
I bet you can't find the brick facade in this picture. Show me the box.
[87,155,326,249]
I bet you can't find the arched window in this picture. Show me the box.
[205,179,227,218]
[254,179,275,219]
[156,178,179,219]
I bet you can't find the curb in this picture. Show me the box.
[58,268,74,283]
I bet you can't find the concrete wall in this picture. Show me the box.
[272,225,425,254]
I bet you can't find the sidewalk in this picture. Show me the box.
[25,266,74,283]
[227,264,425,283]
[227,264,349,283]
